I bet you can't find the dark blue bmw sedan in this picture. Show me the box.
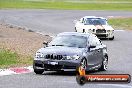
[33,32,108,74]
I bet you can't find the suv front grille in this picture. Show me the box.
[96,29,106,33]
[96,34,107,37]
[45,54,63,60]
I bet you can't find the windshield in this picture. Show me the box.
[85,18,107,25]
[48,35,87,48]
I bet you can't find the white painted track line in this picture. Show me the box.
[0,66,33,76]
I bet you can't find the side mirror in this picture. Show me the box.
[89,45,96,48]
[88,45,96,52]
[43,42,48,47]
[89,43,96,49]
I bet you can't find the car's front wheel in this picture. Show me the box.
[109,36,114,40]
[99,56,108,71]
[34,69,44,74]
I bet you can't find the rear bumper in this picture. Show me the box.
[33,60,80,71]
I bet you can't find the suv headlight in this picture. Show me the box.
[66,55,80,60]
[107,30,112,32]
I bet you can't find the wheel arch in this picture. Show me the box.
[81,57,88,66]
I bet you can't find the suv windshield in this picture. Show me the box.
[48,35,87,48]
[85,18,107,25]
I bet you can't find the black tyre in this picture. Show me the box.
[109,36,114,40]
[75,27,77,32]
[99,56,108,71]
[34,69,44,74]
[76,76,86,85]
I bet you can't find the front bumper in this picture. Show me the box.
[84,30,114,38]
[96,33,108,38]
[94,32,114,38]
[33,59,80,71]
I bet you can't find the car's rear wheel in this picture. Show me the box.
[34,69,44,74]
[99,56,108,71]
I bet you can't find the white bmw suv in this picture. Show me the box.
[74,16,114,40]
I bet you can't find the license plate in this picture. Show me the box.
[48,61,58,65]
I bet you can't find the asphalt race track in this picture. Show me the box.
[0,10,132,35]
[0,10,132,88]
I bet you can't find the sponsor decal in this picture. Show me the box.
[95,25,104,30]
[76,66,131,85]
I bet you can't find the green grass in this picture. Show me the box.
[0,49,33,69]
[0,0,132,10]
[108,18,132,30]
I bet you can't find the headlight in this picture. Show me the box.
[35,52,45,58]
[66,55,80,60]
[107,30,112,32]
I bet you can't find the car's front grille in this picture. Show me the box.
[35,63,43,68]
[45,54,63,60]
[63,66,76,69]
[44,64,62,70]
[96,29,106,33]
[96,34,107,37]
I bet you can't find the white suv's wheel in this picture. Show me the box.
[109,36,114,40]
[75,27,77,32]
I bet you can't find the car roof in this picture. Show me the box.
[57,32,94,38]
[83,16,107,20]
